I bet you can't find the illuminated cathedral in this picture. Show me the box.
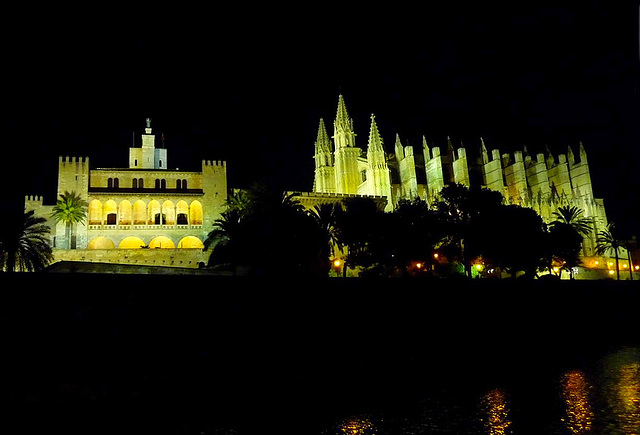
[309,94,610,258]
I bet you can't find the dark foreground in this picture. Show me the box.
[0,274,638,434]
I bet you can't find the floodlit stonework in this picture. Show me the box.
[26,119,227,268]
[311,94,611,259]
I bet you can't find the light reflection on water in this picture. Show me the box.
[317,347,639,435]
[560,370,593,434]
[480,388,512,435]
[597,347,640,434]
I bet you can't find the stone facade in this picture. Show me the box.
[26,120,227,268]
[313,94,610,257]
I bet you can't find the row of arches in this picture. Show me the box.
[88,199,203,226]
[88,235,204,249]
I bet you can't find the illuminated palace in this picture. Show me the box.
[25,119,227,268]
[308,94,611,259]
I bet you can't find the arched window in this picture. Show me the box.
[133,200,146,225]
[132,179,138,189]
[159,160,163,168]
[104,200,118,225]
[161,179,167,190]
[155,179,160,189]
[113,178,119,188]
[138,178,144,188]
[88,200,102,225]
[176,179,182,189]
[108,178,113,189]
[182,179,188,189]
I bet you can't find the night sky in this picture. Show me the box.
[3,3,639,236]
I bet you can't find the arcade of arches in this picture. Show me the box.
[87,235,204,250]
[86,199,205,250]
[88,199,203,226]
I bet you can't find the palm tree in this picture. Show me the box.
[308,203,343,275]
[50,191,88,249]
[203,208,245,275]
[550,206,592,237]
[595,223,622,280]
[0,210,53,272]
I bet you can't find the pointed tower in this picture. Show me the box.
[333,94,361,194]
[313,118,336,193]
[129,118,168,169]
[366,114,392,209]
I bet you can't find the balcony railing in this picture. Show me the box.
[88,223,203,230]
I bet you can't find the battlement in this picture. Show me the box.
[202,160,226,167]
[59,156,90,164]
[25,195,44,202]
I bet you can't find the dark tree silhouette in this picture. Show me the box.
[0,210,53,272]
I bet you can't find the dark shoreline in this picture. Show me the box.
[1,275,638,434]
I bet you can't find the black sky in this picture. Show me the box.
[3,2,639,236]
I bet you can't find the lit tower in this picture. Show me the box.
[313,118,336,193]
[333,94,361,194]
[366,114,392,209]
[129,118,168,169]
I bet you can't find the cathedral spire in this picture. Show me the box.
[315,118,331,153]
[367,114,384,151]
[334,94,354,136]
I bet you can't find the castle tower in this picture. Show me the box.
[129,118,168,169]
[56,156,90,249]
[333,95,361,194]
[313,118,336,193]
[366,114,392,209]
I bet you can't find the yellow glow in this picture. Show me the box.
[88,236,115,250]
[475,264,483,270]
[553,267,560,273]
[481,388,512,435]
[433,253,439,259]
[623,264,628,268]
[118,236,146,249]
[594,260,599,266]
[339,416,376,435]
[561,370,593,434]
[609,262,614,266]
[609,270,615,275]
[333,259,341,267]
[149,236,175,249]
[635,265,639,270]
[416,262,422,269]
[177,236,204,249]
